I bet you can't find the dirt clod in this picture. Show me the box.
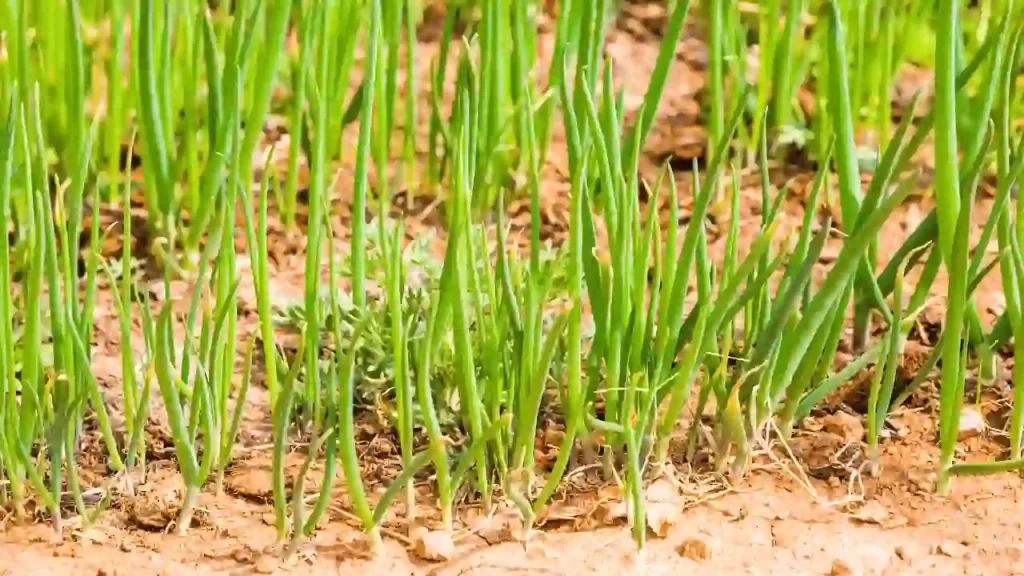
[225,464,274,502]
[676,538,711,562]
[822,411,865,443]
[851,500,889,525]
[253,553,279,574]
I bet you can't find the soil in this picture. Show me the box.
[3,423,1023,575]
[3,2,1024,575]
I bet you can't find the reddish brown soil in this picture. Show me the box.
[2,411,1022,575]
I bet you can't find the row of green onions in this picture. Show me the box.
[0,0,1023,558]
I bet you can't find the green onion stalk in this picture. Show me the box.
[751,0,780,158]
[0,95,28,521]
[933,0,966,495]
[705,0,724,168]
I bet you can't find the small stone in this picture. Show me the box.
[676,538,711,562]
[938,540,969,558]
[118,541,135,553]
[822,411,865,443]
[957,408,986,441]
[253,554,279,574]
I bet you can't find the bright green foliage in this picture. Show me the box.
[0,0,1023,558]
